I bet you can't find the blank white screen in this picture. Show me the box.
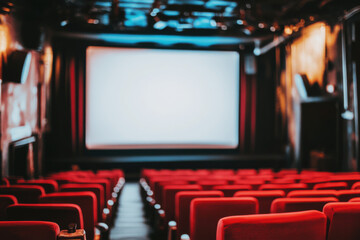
[86,46,239,149]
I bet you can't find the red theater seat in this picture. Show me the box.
[287,190,337,198]
[40,191,97,240]
[72,179,111,202]
[155,180,189,204]
[197,180,228,190]
[351,181,360,189]
[6,203,84,230]
[259,183,308,194]
[162,185,201,224]
[190,197,258,240]
[234,180,265,190]
[233,190,285,214]
[212,185,252,197]
[313,182,348,190]
[271,197,338,213]
[16,179,59,193]
[60,183,104,219]
[175,191,224,238]
[336,190,360,201]
[349,197,360,202]
[0,186,45,203]
[0,221,60,240]
[323,202,360,240]
[1,178,9,186]
[216,210,327,240]
[329,175,360,186]
[270,178,296,184]
[0,195,17,220]
[236,169,257,176]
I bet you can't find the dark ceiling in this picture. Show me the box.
[1,0,360,37]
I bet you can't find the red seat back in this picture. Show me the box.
[162,185,201,223]
[155,180,189,204]
[212,185,252,197]
[74,179,110,200]
[313,182,348,190]
[351,181,360,189]
[175,191,224,238]
[0,221,60,240]
[190,197,258,240]
[60,183,104,218]
[6,203,83,230]
[287,190,337,198]
[234,190,285,213]
[271,197,338,213]
[0,186,45,203]
[336,190,360,201]
[217,210,327,240]
[40,191,97,240]
[324,202,360,240]
[349,197,360,202]
[16,180,59,193]
[197,180,228,190]
[259,183,308,194]
[1,178,9,186]
[0,195,17,220]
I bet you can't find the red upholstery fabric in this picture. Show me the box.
[162,185,201,223]
[40,191,97,240]
[270,178,296,184]
[0,195,17,220]
[72,179,111,201]
[175,191,224,238]
[60,183,104,218]
[236,169,257,176]
[0,186,45,203]
[328,175,360,186]
[336,190,360,201]
[16,179,59,193]
[233,190,285,214]
[351,181,360,189]
[271,197,338,213]
[287,190,337,198]
[212,185,252,197]
[300,178,332,189]
[6,203,84,229]
[216,210,327,240]
[190,197,258,240]
[0,221,60,240]
[5,177,24,184]
[1,178,10,186]
[313,182,348,190]
[234,180,265,190]
[323,202,360,240]
[259,183,308,194]
[197,180,228,190]
[349,197,360,202]
[156,180,189,204]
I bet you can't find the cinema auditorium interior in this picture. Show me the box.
[1,0,360,239]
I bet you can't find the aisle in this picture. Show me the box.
[110,182,153,240]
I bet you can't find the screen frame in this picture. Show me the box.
[82,43,242,156]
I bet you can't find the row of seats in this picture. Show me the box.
[140,169,360,240]
[0,169,124,240]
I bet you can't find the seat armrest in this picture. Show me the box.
[181,234,190,240]
[96,222,109,240]
[167,221,177,240]
[58,224,86,240]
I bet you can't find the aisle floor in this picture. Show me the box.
[110,182,153,240]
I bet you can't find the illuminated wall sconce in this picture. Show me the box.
[3,50,32,84]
